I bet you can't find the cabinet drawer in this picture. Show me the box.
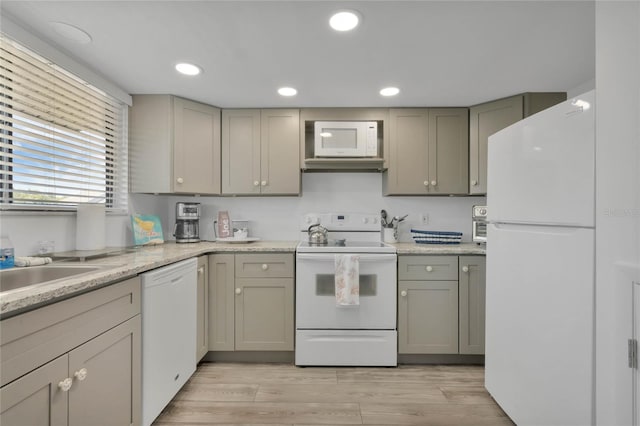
[1,276,141,387]
[235,254,294,278]
[398,255,458,281]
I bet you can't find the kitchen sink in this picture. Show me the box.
[0,263,115,293]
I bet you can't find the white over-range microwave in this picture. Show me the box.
[314,121,378,157]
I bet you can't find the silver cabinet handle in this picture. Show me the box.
[425,266,433,272]
[235,288,242,295]
[431,180,437,186]
[198,267,204,275]
[423,181,429,186]
[176,177,184,184]
[462,266,469,273]
[253,181,260,186]
[261,264,269,271]
[400,290,408,297]
[261,180,267,186]
[471,180,478,186]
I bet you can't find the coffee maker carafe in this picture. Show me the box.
[174,202,200,243]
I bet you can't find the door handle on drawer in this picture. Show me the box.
[261,264,269,271]
[425,266,433,272]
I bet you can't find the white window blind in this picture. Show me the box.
[0,35,128,211]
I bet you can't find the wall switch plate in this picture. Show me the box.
[420,213,429,225]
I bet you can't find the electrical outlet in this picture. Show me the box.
[420,213,429,225]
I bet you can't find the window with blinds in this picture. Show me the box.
[0,35,127,211]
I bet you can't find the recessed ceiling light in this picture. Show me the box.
[50,22,92,44]
[278,87,297,97]
[329,10,360,32]
[380,87,400,97]
[175,63,201,76]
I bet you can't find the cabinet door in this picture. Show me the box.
[398,281,459,354]
[68,316,141,426]
[208,254,236,350]
[196,256,209,361]
[459,256,486,355]
[387,109,429,194]
[173,97,221,194]
[129,95,173,193]
[221,109,261,194]
[428,108,469,194]
[469,95,523,194]
[0,355,68,426]
[234,278,294,351]
[260,109,300,195]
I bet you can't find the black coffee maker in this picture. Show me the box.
[173,202,200,243]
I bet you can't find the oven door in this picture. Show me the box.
[295,253,397,329]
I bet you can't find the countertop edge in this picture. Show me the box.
[1,241,298,318]
[1,240,485,317]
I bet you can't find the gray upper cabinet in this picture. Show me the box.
[129,95,221,194]
[384,108,468,195]
[222,109,300,195]
[469,92,566,194]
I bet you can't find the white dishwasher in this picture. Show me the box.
[141,258,197,426]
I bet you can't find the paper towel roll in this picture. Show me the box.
[76,203,106,251]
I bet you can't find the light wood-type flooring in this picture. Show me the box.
[153,362,515,426]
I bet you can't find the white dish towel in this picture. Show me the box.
[335,254,360,306]
[14,257,53,267]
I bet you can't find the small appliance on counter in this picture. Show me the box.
[173,202,200,243]
[472,205,487,244]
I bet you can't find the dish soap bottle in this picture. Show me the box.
[0,236,15,269]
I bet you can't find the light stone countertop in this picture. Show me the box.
[391,242,486,255]
[1,240,485,318]
[0,240,298,318]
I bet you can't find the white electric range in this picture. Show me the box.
[295,212,398,366]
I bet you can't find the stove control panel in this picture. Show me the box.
[302,212,380,232]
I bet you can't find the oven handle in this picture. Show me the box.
[296,253,397,262]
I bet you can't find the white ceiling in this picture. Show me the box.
[0,1,595,108]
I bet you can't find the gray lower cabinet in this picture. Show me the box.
[208,253,294,351]
[469,92,566,194]
[459,256,486,355]
[221,109,300,195]
[384,108,468,195]
[196,255,209,362]
[398,255,486,355]
[0,277,142,426]
[398,280,459,354]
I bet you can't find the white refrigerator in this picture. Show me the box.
[485,90,595,426]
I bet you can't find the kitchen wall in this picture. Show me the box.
[0,194,163,256]
[0,173,485,256]
[162,172,484,243]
